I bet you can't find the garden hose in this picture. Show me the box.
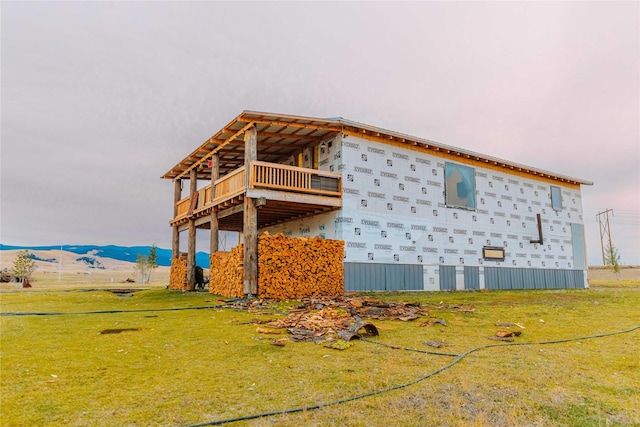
[186,324,640,427]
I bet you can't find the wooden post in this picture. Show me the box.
[187,169,197,291]
[243,125,258,295]
[210,154,219,257]
[172,179,181,260]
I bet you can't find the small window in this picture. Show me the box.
[551,186,562,211]
[483,246,505,261]
[444,162,476,210]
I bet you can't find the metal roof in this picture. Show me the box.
[162,110,593,186]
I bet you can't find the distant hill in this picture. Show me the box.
[0,244,210,267]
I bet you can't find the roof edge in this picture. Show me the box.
[162,111,593,186]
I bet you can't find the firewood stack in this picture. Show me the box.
[209,246,244,297]
[209,233,344,300]
[169,253,188,290]
[258,232,344,299]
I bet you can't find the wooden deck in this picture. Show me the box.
[171,161,342,231]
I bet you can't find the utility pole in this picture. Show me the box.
[596,209,614,266]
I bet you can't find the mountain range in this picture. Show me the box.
[0,244,210,267]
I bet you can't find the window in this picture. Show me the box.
[444,162,476,210]
[551,186,562,211]
[483,246,505,261]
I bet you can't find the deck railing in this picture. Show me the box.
[213,166,246,204]
[251,161,341,196]
[173,162,341,220]
[176,198,191,217]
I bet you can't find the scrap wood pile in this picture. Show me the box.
[169,254,188,290]
[489,322,525,342]
[209,247,244,297]
[254,295,430,348]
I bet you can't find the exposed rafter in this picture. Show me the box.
[173,122,255,181]
[162,110,592,187]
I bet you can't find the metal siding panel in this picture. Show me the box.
[357,263,367,291]
[510,268,523,290]
[464,266,480,290]
[558,269,569,289]
[575,269,585,288]
[379,264,389,291]
[543,269,556,289]
[364,264,371,291]
[558,270,568,289]
[344,263,351,291]
[408,265,424,290]
[566,270,576,289]
[566,269,582,288]
[485,267,498,290]
[570,224,587,271]
[533,269,546,289]
[504,268,512,290]
[448,265,457,290]
[490,268,500,289]
[560,270,571,289]
[405,265,414,290]
[344,263,355,291]
[494,268,506,290]
[398,264,408,291]
[352,263,363,291]
[523,269,536,289]
[439,265,446,290]
[386,264,399,291]
[519,268,529,289]
[439,265,456,290]
[353,264,362,291]
[372,264,385,291]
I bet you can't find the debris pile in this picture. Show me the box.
[489,321,525,342]
[257,296,429,348]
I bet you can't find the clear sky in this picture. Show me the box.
[1,1,638,265]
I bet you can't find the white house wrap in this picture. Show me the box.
[163,111,592,293]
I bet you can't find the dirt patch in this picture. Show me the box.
[588,266,640,281]
[99,328,142,334]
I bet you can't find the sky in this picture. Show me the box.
[1,1,638,265]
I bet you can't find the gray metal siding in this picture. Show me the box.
[571,223,587,271]
[439,265,456,290]
[463,266,480,290]
[485,267,585,290]
[344,263,423,291]
[344,264,584,292]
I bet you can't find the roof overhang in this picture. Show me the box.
[161,111,342,180]
[162,110,593,186]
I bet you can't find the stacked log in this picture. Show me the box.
[169,253,188,290]
[209,246,244,297]
[258,232,344,300]
[208,233,344,300]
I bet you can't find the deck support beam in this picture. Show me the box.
[210,154,219,259]
[243,125,258,295]
[187,169,197,291]
[172,179,181,261]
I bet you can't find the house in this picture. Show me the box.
[162,111,592,293]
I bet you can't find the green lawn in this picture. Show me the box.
[1,283,639,426]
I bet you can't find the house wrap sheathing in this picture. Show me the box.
[163,111,592,292]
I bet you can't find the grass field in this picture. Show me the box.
[1,278,639,426]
